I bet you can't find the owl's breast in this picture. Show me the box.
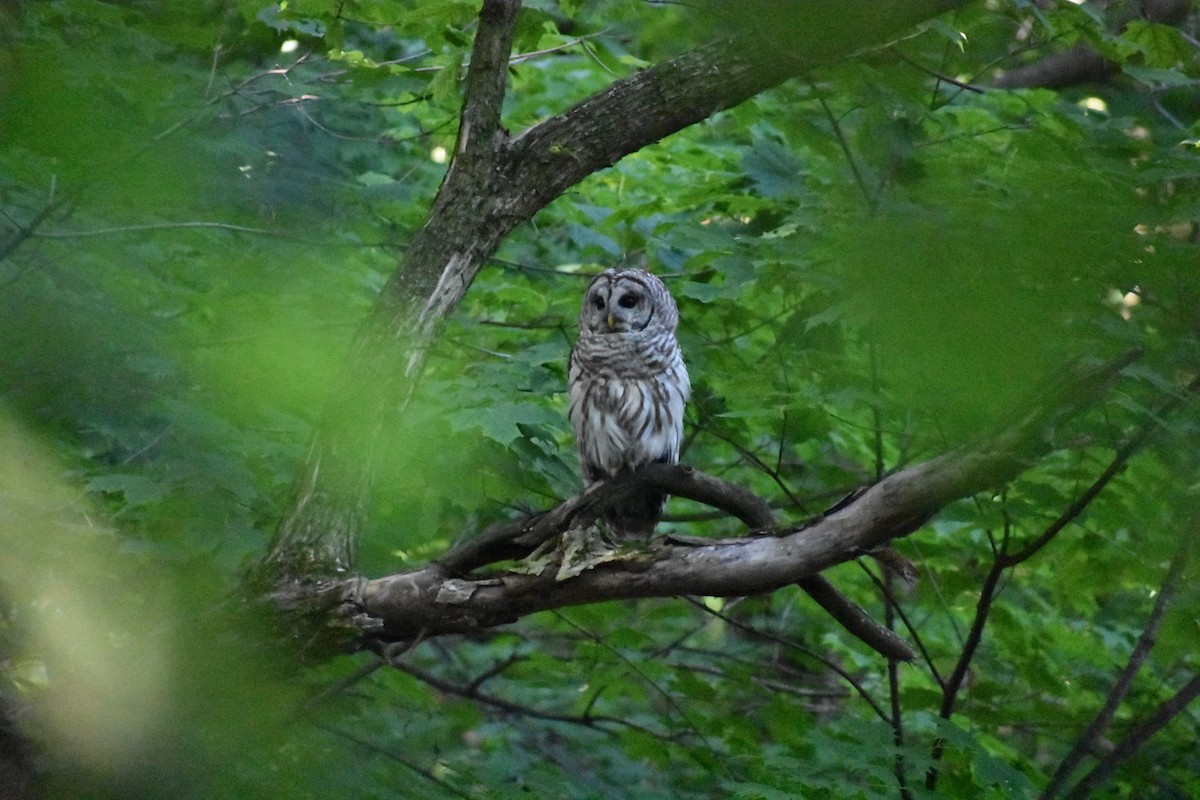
[568,358,688,481]
[570,331,678,379]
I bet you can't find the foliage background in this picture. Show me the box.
[1,1,1198,798]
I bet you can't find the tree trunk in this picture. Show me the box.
[262,0,972,581]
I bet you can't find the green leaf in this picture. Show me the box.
[1122,65,1200,89]
[742,131,807,198]
[1120,21,1195,68]
[448,401,562,446]
[85,473,166,507]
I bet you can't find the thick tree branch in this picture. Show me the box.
[992,46,1111,91]
[348,350,1145,643]
[501,1,969,218]
[437,464,779,575]
[436,460,915,660]
[455,0,515,166]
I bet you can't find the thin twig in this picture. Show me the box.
[552,610,726,764]
[579,37,617,76]
[684,596,891,724]
[31,221,272,239]
[303,657,388,710]
[897,50,985,95]
[887,571,912,800]
[859,562,944,689]
[466,653,527,693]
[389,660,660,735]
[0,196,67,264]
[926,373,1199,791]
[690,416,806,511]
[1003,374,1200,567]
[811,84,874,212]
[670,658,848,705]
[926,531,1010,791]
[119,425,174,466]
[312,721,474,800]
[1061,673,1200,800]
[1040,534,1195,800]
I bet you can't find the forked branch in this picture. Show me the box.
[344,350,1145,646]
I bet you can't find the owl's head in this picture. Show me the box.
[578,268,679,336]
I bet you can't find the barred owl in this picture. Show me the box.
[567,268,690,539]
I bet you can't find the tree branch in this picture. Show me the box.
[1041,532,1195,800]
[683,596,891,723]
[391,660,643,732]
[992,0,1194,90]
[348,350,1145,645]
[501,1,969,219]
[926,362,1195,792]
[435,460,915,661]
[1061,672,1200,800]
[313,721,475,800]
[0,195,67,266]
[436,464,779,575]
[798,574,916,662]
[992,45,1114,91]
[262,0,524,577]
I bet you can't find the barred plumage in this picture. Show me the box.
[567,268,690,539]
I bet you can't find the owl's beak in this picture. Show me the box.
[607,313,615,330]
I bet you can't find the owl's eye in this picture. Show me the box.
[617,293,638,309]
[591,295,605,310]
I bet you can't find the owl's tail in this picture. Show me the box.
[602,487,668,542]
